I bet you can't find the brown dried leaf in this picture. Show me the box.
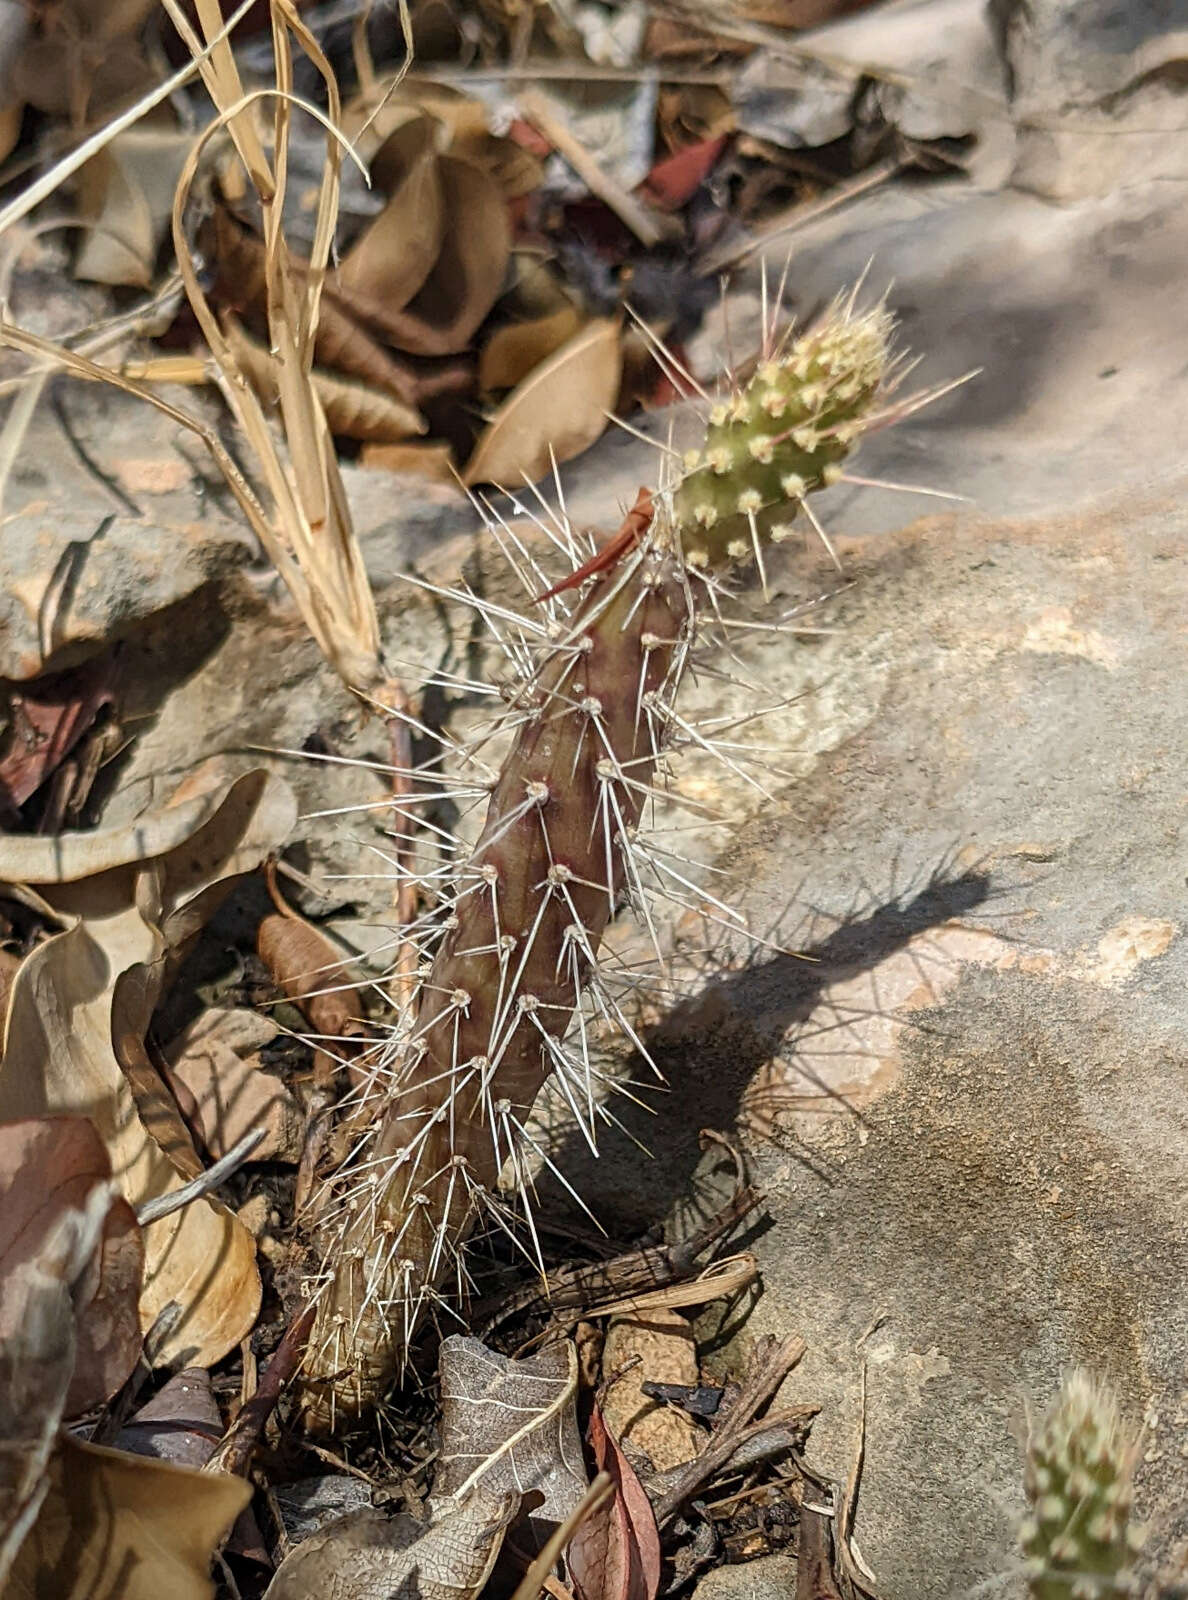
[74,126,192,289]
[0,926,261,1368]
[0,948,19,1034]
[452,130,544,200]
[0,1119,142,1417]
[334,115,446,322]
[263,1491,520,1600]
[310,370,429,443]
[464,318,621,486]
[376,157,512,358]
[343,76,489,159]
[568,1405,661,1600]
[0,772,296,1367]
[0,1158,114,1586]
[208,208,421,406]
[257,913,368,1044]
[164,1009,303,1165]
[6,1430,250,1600]
[224,318,427,443]
[479,306,584,393]
[116,1366,221,1469]
[358,441,461,486]
[0,103,22,167]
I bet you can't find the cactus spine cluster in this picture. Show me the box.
[301,300,895,1428]
[1022,1371,1142,1600]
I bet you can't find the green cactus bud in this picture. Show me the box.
[672,301,892,568]
[1023,1371,1141,1600]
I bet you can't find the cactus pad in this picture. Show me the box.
[672,302,892,567]
[1022,1371,1142,1600]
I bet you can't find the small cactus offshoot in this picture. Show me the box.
[1022,1371,1142,1600]
[673,301,892,573]
[300,294,903,1429]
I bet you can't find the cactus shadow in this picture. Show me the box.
[543,862,997,1246]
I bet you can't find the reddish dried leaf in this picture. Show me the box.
[256,915,367,1043]
[0,1117,143,1417]
[0,656,116,814]
[639,136,728,212]
[568,1405,661,1600]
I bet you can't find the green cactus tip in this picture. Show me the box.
[671,297,893,571]
[1022,1370,1143,1600]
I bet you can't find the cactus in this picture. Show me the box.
[1022,1371,1142,1600]
[673,302,891,572]
[300,299,897,1429]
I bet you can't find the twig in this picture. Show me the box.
[205,1302,316,1477]
[518,89,679,250]
[482,1129,763,1334]
[652,1333,807,1527]
[796,1499,844,1600]
[697,159,906,277]
[134,1127,265,1226]
[835,1360,879,1595]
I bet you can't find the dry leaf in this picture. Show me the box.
[0,102,22,167]
[452,130,544,200]
[639,136,728,212]
[0,947,19,1034]
[334,114,446,322]
[116,1366,222,1468]
[164,1009,303,1165]
[6,1430,250,1600]
[0,654,116,815]
[74,125,192,288]
[0,1117,143,1419]
[224,317,427,443]
[263,1491,519,1600]
[600,1313,702,1472]
[358,441,460,486]
[344,76,489,159]
[464,318,621,486]
[267,1334,587,1600]
[435,1337,587,1522]
[257,913,368,1044]
[0,772,296,1367]
[568,1405,661,1600]
[479,305,584,392]
[209,209,421,406]
[307,368,429,443]
[0,1130,126,1587]
[10,0,158,123]
[377,157,512,358]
